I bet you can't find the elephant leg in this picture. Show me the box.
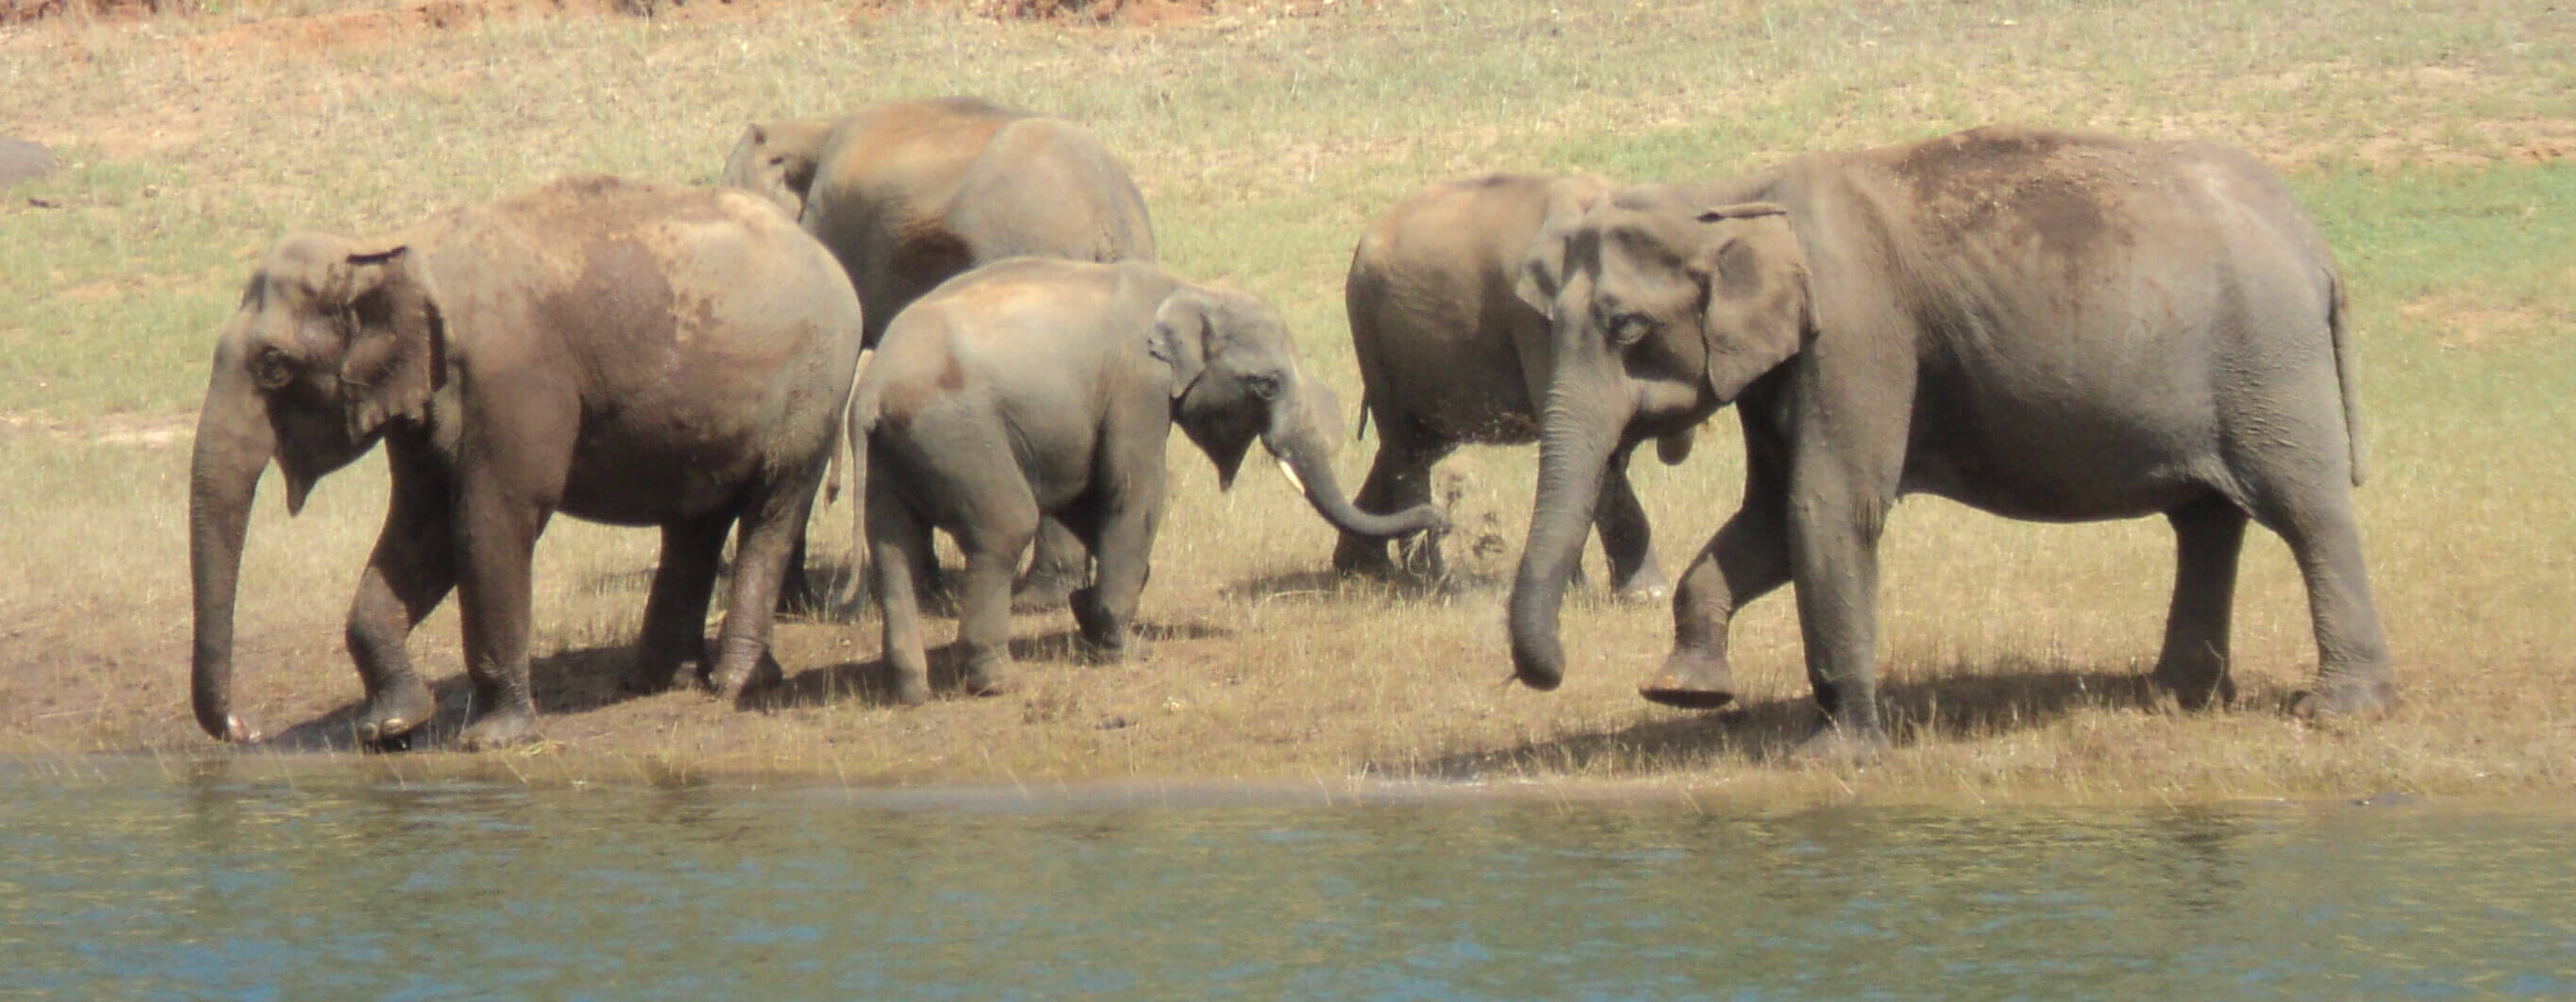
[1596,444,1668,602]
[867,476,936,707]
[450,480,554,752]
[1072,475,1166,662]
[2149,495,2248,710]
[1333,426,1445,579]
[952,512,1037,698]
[626,514,728,694]
[1781,423,1899,762]
[707,465,821,702]
[1641,425,1789,709]
[343,451,456,746]
[772,523,823,617]
[1010,516,1089,613]
[2247,484,2396,719]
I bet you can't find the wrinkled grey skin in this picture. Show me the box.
[722,97,1158,610]
[1507,125,2392,761]
[188,175,864,750]
[851,259,1445,705]
[1336,173,1696,596]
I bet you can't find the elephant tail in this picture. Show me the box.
[820,348,878,509]
[2329,269,2365,487]
[830,352,882,617]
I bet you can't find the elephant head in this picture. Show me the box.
[189,232,443,742]
[1506,187,1811,690]
[1149,285,1444,541]
[718,119,836,222]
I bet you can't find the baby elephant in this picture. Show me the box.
[1340,173,1698,596]
[188,175,864,750]
[851,259,1445,704]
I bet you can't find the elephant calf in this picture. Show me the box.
[1508,125,2394,760]
[723,95,1160,610]
[1339,173,1696,596]
[189,175,865,750]
[851,259,1445,705]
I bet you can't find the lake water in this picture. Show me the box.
[4,760,2571,999]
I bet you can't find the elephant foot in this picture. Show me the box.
[1612,575,1672,604]
[1788,716,1888,767]
[1331,539,1401,580]
[620,652,693,695]
[1077,628,1146,664]
[1638,649,1735,709]
[1608,556,1671,604]
[705,648,785,703]
[1011,573,1079,613]
[2149,660,2236,711]
[961,660,1012,698]
[354,679,437,745]
[891,673,933,708]
[456,708,540,752]
[2291,675,2397,721]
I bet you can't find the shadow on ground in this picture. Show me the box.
[265,643,655,752]
[766,621,1237,710]
[1220,567,1507,606]
[1384,659,2162,777]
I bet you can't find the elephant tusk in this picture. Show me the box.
[1276,457,1308,496]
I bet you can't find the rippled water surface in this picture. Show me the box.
[5,762,2572,998]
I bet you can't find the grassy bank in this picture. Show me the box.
[1,0,2570,801]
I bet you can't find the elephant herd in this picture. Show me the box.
[187,96,2395,761]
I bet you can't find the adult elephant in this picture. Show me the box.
[721,96,1158,610]
[1506,125,2393,760]
[1336,173,1696,596]
[852,259,1445,705]
[189,175,864,750]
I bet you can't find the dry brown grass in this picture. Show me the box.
[1,0,2571,802]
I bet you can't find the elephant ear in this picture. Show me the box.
[1689,202,1809,403]
[721,120,829,221]
[1150,285,1271,489]
[1512,177,1609,318]
[327,243,443,443]
[1147,286,1216,402]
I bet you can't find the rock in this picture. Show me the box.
[1,137,56,191]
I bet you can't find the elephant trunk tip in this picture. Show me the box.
[1380,501,1447,539]
[195,703,261,743]
[1509,632,1565,693]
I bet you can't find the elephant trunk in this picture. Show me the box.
[188,361,272,743]
[1507,371,1628,692]
[1266,392,1443,541]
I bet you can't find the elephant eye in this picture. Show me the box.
[1607,311,1652,347]
[1243,372,1282,400]
[251,345,297,390]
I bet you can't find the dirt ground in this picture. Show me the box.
[4,0,2570,801]
[0,0,1336,32]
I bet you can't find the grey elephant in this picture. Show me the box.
[1336,173,1696,596]
[722,96,1158,610]
[1505,125,2393,760]
[850,258,1446,705]
[189,175,864,750]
